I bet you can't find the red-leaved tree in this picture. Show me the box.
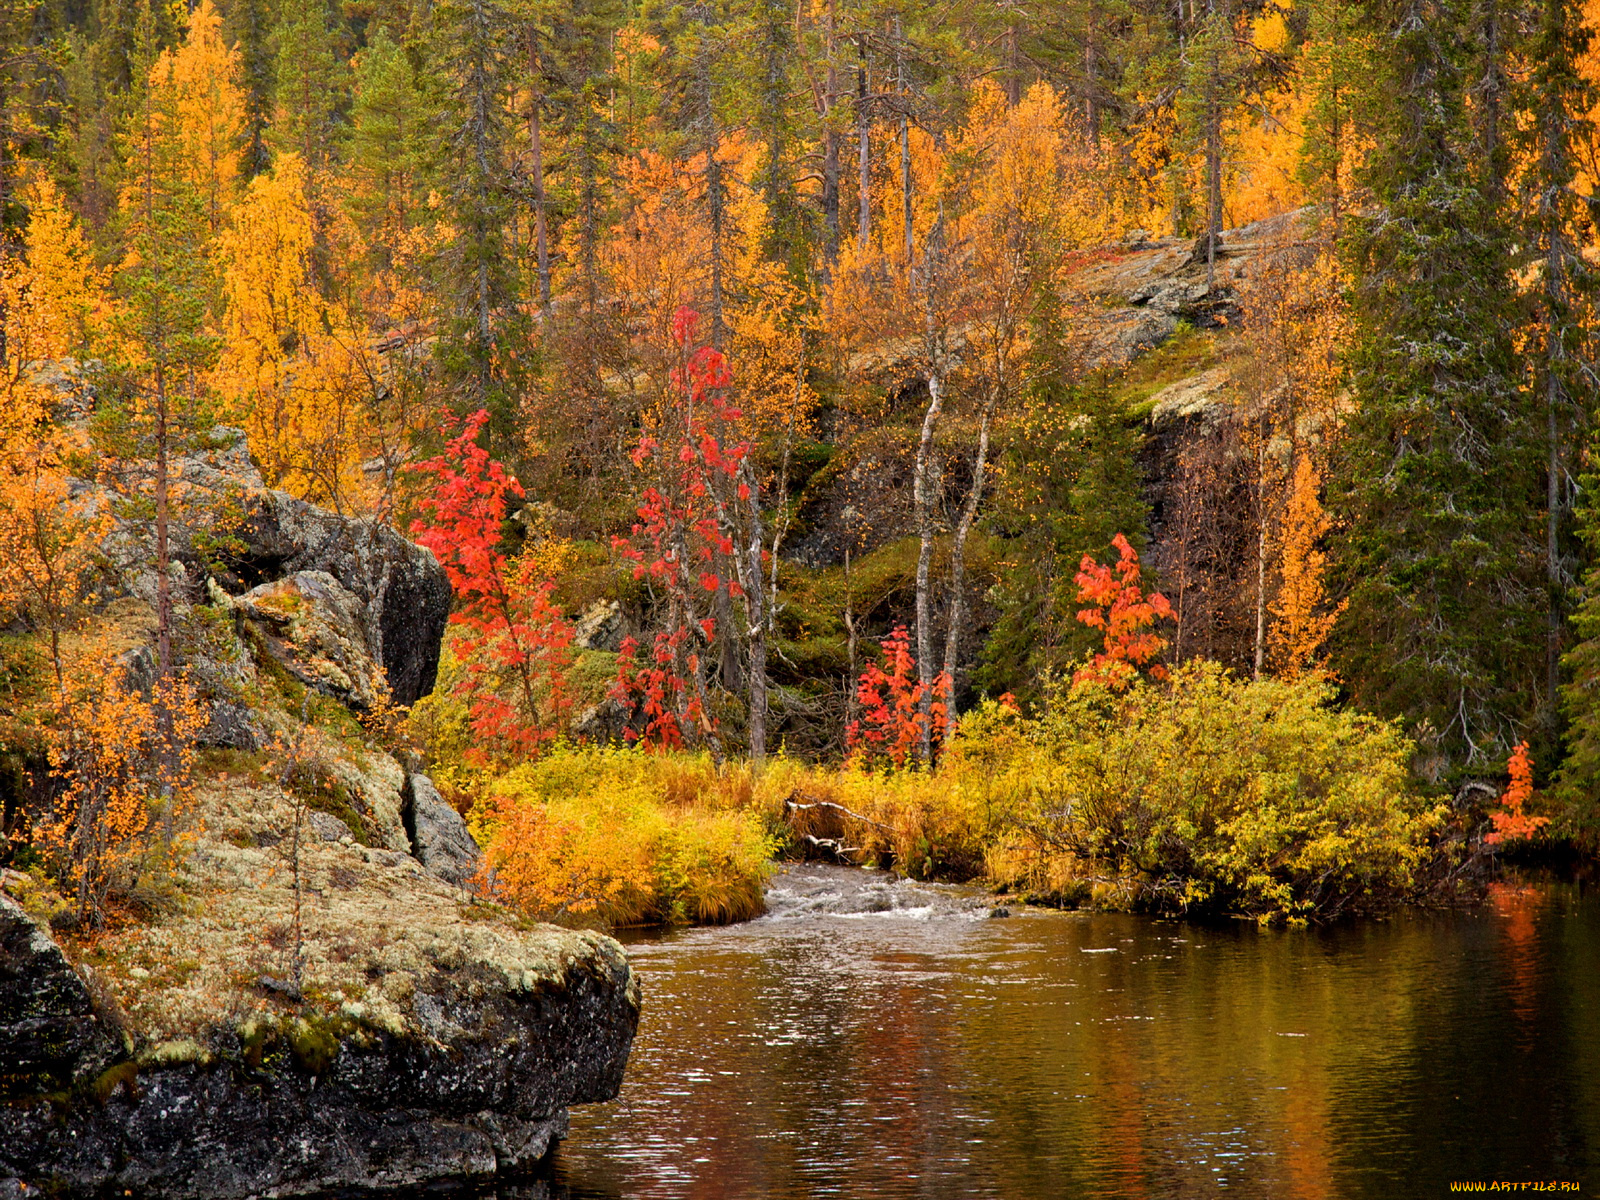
[612,307,775,757]
[411,410,573,764]
[845,625,951,768]
[1073,533,1174,689]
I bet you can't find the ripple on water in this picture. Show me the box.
[518,868,1600,1200]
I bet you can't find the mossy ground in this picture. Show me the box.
[8,774,621,1053]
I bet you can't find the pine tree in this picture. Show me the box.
[271,0,343,174]
[1328,0,1539,773]
[976,259,1147,702]
[110,0,221,678]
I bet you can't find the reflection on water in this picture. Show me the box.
[536,865,1600,1199]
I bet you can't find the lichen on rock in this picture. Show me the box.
[0,782,640,1197]
[1,424,638,1198]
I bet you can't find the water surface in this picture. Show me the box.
[540,865,1600,1198]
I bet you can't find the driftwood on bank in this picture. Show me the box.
[781,792,899,865]
[782,792,896,832]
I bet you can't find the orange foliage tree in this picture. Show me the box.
[1073,533,1174,688]
[133,0,246,238]
[39,660,208,927]
[1271,455,1346,679]
[1485,741,1551,846]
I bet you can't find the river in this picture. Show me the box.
[532,864,1598,1198]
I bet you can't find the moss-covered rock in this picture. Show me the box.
[0,780,640,1197]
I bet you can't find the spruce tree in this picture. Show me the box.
[428,0,526,428]
[271,0,344,173]
[346,28,427,286]
[223,0,276,178]
[1533,0,1600,802]
[1328,0,1539,774]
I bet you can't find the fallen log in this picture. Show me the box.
[782,792,896,833]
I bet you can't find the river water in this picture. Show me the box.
[536,864,1600,1198]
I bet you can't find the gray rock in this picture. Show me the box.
[572,697,628,743]
[404,774,482,888]
[88,427,451,708]
[238,491,450,708]
[307,811,349,843]
[0,900,639,1198]
[0,893,125,1099]
[20,358,94,423]
[572,600,623,652]
[1149,367,1234,432]
[199,701,265,752]
[236,571,389,711]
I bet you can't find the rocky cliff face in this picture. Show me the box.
[1,425,639,1197]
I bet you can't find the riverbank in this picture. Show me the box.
[466,663,1501,931]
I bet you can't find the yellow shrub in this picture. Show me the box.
[771,670,1437,920]
[475,745,780,926]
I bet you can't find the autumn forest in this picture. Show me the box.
[2,0,1599,928]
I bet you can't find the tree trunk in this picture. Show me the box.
[912,368,944,763]
[896,18,913,270]
[1005,22,1021,106]
[580,112,601,314]
[699,40,728,347]
[821,0,840,266]
[526,29,551,317]
[856,51,871,250]
[1549,363,1562,712]
[1203,31,1223,289]
[1084,2,1101,144]
[1253,457,1268,681]
[941,398,994,695]
[843,547,858,734]
[154,363,172,679]
[1481,0,1503,196]
[738,461,769,762]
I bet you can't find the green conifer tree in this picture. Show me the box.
[1328,0,1539,775]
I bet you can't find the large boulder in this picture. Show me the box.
[404,774,483,889]
[0,890,125,1099]
[93,428,451,707]
[236,571,389,712]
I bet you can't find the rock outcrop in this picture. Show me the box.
[404,773,484,888]
[3,423,638,1197]
[0,779,640,1198]
[93,427,451,707]
[0,890,636,1198]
